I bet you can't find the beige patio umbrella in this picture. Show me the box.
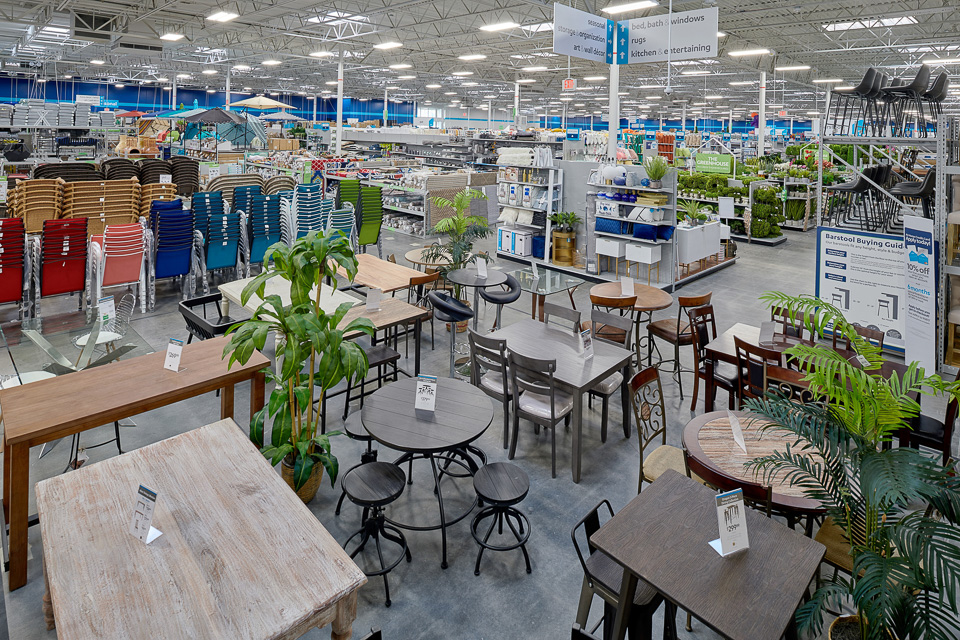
[228,95,295,109]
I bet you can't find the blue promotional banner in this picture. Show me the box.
[903,216,937,372]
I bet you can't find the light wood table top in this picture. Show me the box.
[339,297,430,339]
[36,419,366,640]
[219,275,359,315]
[592,469,825,640]
[682,411,822,513]
[404,247,452,267]
[589,281,673,313]
[339,253,422,293]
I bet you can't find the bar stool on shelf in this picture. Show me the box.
[429,291,474,377]
[340,462,412,608]
[889,167,937,219]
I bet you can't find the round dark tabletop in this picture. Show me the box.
[446,267,508,289]
[362,377,494,453]
[590,281,673,313]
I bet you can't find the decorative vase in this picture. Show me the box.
[828,616,861,640]
[552,230,576,267]
[281,456,323,504]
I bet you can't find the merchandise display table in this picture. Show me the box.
[338,253,423,293]
[218,275,359,317]
[1,336,270,590]
[489,319,633,483]
[592,469,824,640]
[37,419,366,639]
[588,281,673,362]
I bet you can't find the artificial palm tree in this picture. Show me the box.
[422,187,489,300]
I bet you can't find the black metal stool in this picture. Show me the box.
[479,273,522,330]
[335,415,378,516]
[471,462,532,576]
[428,291,474,378]
[341,462,412,607]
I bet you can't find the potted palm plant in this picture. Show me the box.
[643,155,671,189]
[549,211,581,267]
[745,292,960,640]
[423,187,490,332]
[223,230,376,503]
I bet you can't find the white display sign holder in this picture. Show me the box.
[98,295,116,324]
[164,338,184,372]
[415,375,438,412]
[711,488,749,556]
[727,411,747,454]
[366,288,382,312]
[128,485,163,544]
[620,276,634,297]
[476,259,488,280]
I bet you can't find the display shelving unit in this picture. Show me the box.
[936,116,958,373]
[495,164,563,264]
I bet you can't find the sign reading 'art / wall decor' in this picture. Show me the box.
[553,3,615,63]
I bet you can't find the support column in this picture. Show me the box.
[824,87,832,136]
[313,95,317,122]
[513,81,520,129]
[758,71,767,156]
[607,39,620,160]
[729,107,733,133]
[681,103,687,133]
[335,52,344,154]
[225,68,231,110]
[171,78,177,110]
[488,99,492,129]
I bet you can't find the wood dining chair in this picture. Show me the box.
[734,336,782,408]
[468,329,514,450]
[764,364,817,404]
[395,271,438,355]
[687,305,737,412]
[586,310,633,443]
[585,292,637,346]
[683,449,774,517]
[508,350,573,478]
[899,370,959,465]
[647,292,712,400]
[770,306,808,340]
[543,301,582,335]
[832,324,885,351]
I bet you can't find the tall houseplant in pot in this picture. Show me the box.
[643,154,671,189]
[223,230,376,503]
[745,292,960,640]
[423,187,490,331]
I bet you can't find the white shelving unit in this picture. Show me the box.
[495,164,563,263]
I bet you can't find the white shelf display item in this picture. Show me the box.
[495,165,563,261]
[495,145,554,168]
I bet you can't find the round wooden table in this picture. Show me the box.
[682,410,823,531]
[404,248,452,269]
[362,377,494,568]
[589,281,673,364]
[446,268,508,331]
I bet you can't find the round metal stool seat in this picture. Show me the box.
[470,462,532,575]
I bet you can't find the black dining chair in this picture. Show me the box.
[479,273,521,330]
[429,291,474,377]
[179,292,235,343]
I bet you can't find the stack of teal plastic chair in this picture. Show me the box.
[357,185,384,257]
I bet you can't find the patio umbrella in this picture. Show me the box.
[117,110,146,118]
[184,108,245,124]
[229,96,294,110]
[259,111,305,121]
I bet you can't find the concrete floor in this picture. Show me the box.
[1,226,947,639]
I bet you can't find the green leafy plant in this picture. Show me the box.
[746,292,960,640]
[223,230,376,491]
[643,155,670,182]
[423,187,490,299]
[678,199,701,222]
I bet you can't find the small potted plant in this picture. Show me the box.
[223,230,376,503]
[550,211,581,267]
[746,292,960,640]
[643,155,670,189]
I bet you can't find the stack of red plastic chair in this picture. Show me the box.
[0,218,28,318]
[32,218,88,318]
[88,223,147,313]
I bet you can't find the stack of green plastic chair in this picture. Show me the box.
[337,179,361,211]
[358,185,384,257]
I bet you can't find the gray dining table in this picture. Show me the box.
[489,318,633,483]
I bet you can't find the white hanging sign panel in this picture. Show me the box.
[616,7,719,65]
[553,3,615,64]
[903,216,936,373]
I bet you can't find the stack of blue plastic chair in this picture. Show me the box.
[191,192,227,241]
[293,183,330,239]
[152,201,194,280]
[204,210,243,274]
[248,194,282,266]
[233,185,261,216]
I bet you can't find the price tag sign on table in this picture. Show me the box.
[476,259,488,279]
[620,276,634,297]
[128,485,163,544]
[163,338,184,372]
[98,295,115,323]
[581,328,594,360]
[727,410,747,454]
[366,288,382,312]
[159,174,172,184]
[712,488,749,556]
[414,374,438,412]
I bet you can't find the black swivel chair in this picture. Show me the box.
[478,273,521,330]
[429,291,474,377]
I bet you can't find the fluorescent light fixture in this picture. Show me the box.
[160,33,185,41]
[806,111,820,115]
[398,75,416,80]
[479,22,520,32]
[812,78,844,83]
[115,83,125,88]
[64,75,72,79]
[834,86,854,90]
[262,59,282,66]
[373,41,403,50]
[389,63,412,69]
[645,96,662,100]
[560,97,573,101]
[729,81,753,85]
[242,86,251,90]
[923,57,960,65]
[601,1,658,15]
[202,68,218,75]
[462,82,479,86]
[359,98,368,101]
[206,89,216,93]
[574,103,586,107]
[452,71,473,76]
[517,78,536,83]
[321,90,332,94]
[37,79,47,83]
[91,59,105,65]
[729,48,770,57]
[306,96,315,100]
[717,31,726,37]
[176,73,192,79]
[207,11,239,22]
[823,17,916,32]
[426,84,442,88]
[522,22,553,32]
[459,54,487,60]
[163,86,171,91]
[775,64,810,71]
[156,77,169,82]
[583,75,606,81]
[705,95,723,99]
[522,66,548,72]
[310,51,334,58]
[325,81,338,86]
[386,85,400,90]
[681,70,710,76]
[269,92,280,96]
[232,64,250,70]
[444,92,457,95]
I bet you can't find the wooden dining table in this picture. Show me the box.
[338,253,423,294]
[37,419,366,639]
[588,281,673,363]
[592,469,825,640]
[488,319,633,483]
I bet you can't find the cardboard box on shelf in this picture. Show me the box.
[268,138,299,151]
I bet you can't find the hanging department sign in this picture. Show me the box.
[553,3,615,63]
[695,153,733,174]
[903,217,937,372]
[616,7,719,65]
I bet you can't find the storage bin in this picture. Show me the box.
[595,237,626,258]
[532,235,545,259]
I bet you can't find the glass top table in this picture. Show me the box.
[508,267,587,320]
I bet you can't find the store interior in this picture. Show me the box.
[1,1,960,639]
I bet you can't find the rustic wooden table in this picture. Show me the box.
[36,419,366,639]
[219,275,359,317]
[592,469,825,640]
[589,281,673,363]
[1,336,269,590]
[338,253,423,294]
